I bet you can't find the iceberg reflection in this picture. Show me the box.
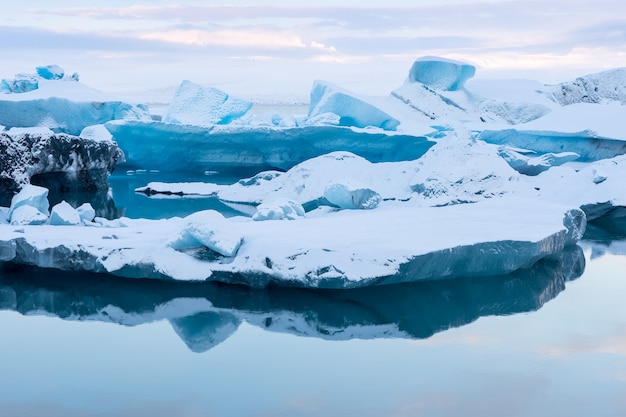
[0,246,584,352]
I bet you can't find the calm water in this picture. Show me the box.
[1,175,625,417]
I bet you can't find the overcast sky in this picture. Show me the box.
[2,1,625,98]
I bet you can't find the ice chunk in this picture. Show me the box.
[8,184,50,221]
[324,181,381,210]
[162,80,252,126]
[36,65,65,80]
[76,203,96,223]
[9,205,48,226]
[498,147,579,176]
[408,56,476,91]
[308,81,400,130]
[49,201,81,226]
[168,210,243,257]
[2,73,39,94]
[252,199,305,221]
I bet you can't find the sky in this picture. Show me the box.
[2,1,626,99]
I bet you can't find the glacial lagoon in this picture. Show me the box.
[1,176,625,417]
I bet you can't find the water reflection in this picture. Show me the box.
[580,207,626,259]
[0,245,584,353]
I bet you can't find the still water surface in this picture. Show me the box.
[1,174,625,417]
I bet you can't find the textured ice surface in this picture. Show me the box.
[553,68,626,105]
[308,80,400,130]
[162,80,252,126]
[407,56,476,91]
[0,129,123,206]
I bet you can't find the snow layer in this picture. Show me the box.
[553,68,626,105]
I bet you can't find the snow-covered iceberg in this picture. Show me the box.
[0,66,150,135]
[0,190,586,288]
[0,128,123,207]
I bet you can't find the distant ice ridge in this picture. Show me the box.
[0,65,150,135]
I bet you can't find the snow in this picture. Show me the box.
[553,68,626,105]
[79,124,113,142]
[252,199,305,221]
[162,80,252,127]
[324,181,381,210]
[407,56,476,91]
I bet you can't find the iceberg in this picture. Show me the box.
[0,128,123,207]
[407,56,476,91]
[0,66,151,135]
[162,80,252,126]
[324,181,381,210]
[105,120,434,173]
[308,80,400,130]
[0,190,586,288]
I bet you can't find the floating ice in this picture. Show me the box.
[49,201,81,226]
[9,205,48,226]
[105,121,433,172]
[308,80,400,130]
[162,80,252,126]
[8,184,49,221]
[76,203,96,223]
[252,199,305,221]
[407,56,476,91]
[168,210,243,257]
[498,147,579,176]
[0,67,151,135]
